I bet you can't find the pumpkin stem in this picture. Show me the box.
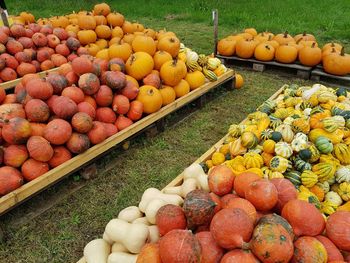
[172,58,178,66]
[284,31,289,38]
[341,47,345,56]
[303,31,307,36]
[268,35,272,41]
[147,88,154,96]
[265,45,271,50]
[311,42,316,48]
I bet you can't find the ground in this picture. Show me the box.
[0,1,349,262]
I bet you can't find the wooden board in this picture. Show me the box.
[0,68,58,91]
[311,67,350,82]
[76,83,285,263]
[0,69,234,216]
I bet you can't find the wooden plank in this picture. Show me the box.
[311,68,350,82]
[0,68,58,91]
[76,83,285,263]
[0,69,234,216]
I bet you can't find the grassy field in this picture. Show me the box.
[1,1,349,262]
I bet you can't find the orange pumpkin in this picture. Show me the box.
[273,31,295,45]
[109,37,121,46]
[160,59,187,86]
[93,3,111,16]
[235,39,258,59]
[153,50,172,70]
[111,26,124,39]
[173,79,190,98]
[298,42,322,66]
[122,21,135,34]
[217,38,236,56]
[107,12,125,27]
[136,85,163,114]
[185,71,206,90]
[143,28,156,39]
[122,33,136,45]
[95,25,111,39]
[275,44,298,63]
[244,28,257,36]
[126,52,154,80]
[77,30,97,45]
[322,42,343,53]
[294,32,316,42]
[157,35,180,58]
[78,15,96,30]
[323,48,350,76]
[254,43,275,61]
[254,32,271,43]
[137,243,162,263]
[132,35,156,56]
[108,43,132,62]
[159,86,176,106]
[85,43,100,56]
[65,24,79,34]
[265,36,280,49]
[235,73,244,89]
[93,15,107,26]
[238,32,254,40]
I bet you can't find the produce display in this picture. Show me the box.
[0,22,81,82]
[81,83,350,263]
[217,28,350,76]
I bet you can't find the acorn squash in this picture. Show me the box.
[270,156,289,173]
[292,118,310,134]
[294,157,312,172]
[243,152,263,169]
[298,148,312,161]
[275,124,294,143]
[240,131,258,149]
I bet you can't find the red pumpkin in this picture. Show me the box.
[78,73,100,95]
[208,165,235,196]
[234,172,260,198]
[30,123,46,137]
[209,192,222,214]
[95,107,116,124]
[48,146,72,168]
[25,99,50,122]
[66,132,90,154]
[258,214,295,240]
[143,72,161,88]
[16,62,36,77]
[71,56,93,75]
[77,101,96,119]
[221,249,260,263]
[44,119,72,145]
[195,231,224,263]
[225,198,257,224]
[245,179,278,211]
[88,121,107,144]
[270,178,298,212]
[27,136,54,162]
[156,204,187,236]
[16,89,32,105]
[291,236,328,263]
[210,208,254,249]
[26,78,53,100]
[94,85,113,106]
[46,73,68,94]
[2,117,31,144]
[51,96,78,119]
[127,100,143,121]
[102,123,118,137]
[282,199,325,237]
[159,229,201,263]
[0,87,5,104]
[0,166,23,195]
[103,71,126,90]
[115,115,133,130]
[183,189,216,229]
[65,71,79,85]
[4,145,28,167]
[21,158,49,181]
[121,80,139,100]
[71,112,93,133]
[221,193,239,208]
[326,211,350,251]
[112,94,130,114]
[84,95,97,109]
[249,219,294,263]
[315,235,344,262]
[62,86,85,104]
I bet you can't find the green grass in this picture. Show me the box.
[0,1,349,262]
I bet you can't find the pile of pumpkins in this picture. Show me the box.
[205,83,350,216]
[30,3,227,82]
[217,28,350,76]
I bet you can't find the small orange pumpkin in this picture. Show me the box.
[153,50,172,70]
[107,12,125,27]
[254,43,275,61]
[217,38,236,56]
[185,71,205,90]
[109,43,132,62]
[93,15,107,26]
[132,35,156,56]
[298,42,322,66]
[244,28,257,36]
[323,47,350,76]
[78,15,96,30]
[235,39,258,59]
[77,30,97,45]
[322,42,343,53]
[95,25,111,39]
[157,36,180,58]
[122,21,135,34]
[173,79,190,98]
[273,31,295,45]
[160,59,187,86]
[294,32,316,42]
[275,44,298,63]
[93,3,111,16]
[159,86,176,106]
[136,85,163,114]
[125,52,154,80]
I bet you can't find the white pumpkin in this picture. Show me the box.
[291,135,308,152]
[325,191,343,206]
[283,116,295,125]
[274,142,293,158]
[335,166,350,183]
[186,50,199,63]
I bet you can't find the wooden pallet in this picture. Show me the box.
[76,84,284,263]
[0,69,234,216]
[0,68,59,91]
[216,55,312,79]
[311,65,350,87]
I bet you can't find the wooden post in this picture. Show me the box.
[213,9,218,56]
[0,8,8,27]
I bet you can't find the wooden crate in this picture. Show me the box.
[0,69,234,216]
[216,55,312,80]
[76,84,284,263]
[0,68,59,91]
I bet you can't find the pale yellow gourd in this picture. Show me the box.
[84,239,111,263]
[111,243,128,253]
[163,178,198,197]
[183,163,209,191]
[138,188,183,212]
[118,206,143,222]
[108,252,138,263]
[105,219,149,253]
[145,198,167,224]
[148,225,160,243]
[132,217,150,225]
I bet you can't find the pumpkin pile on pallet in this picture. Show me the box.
[81,84,350,263]
[0,23,81,82]
[217,28,350,76]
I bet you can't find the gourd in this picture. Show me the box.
[292,117,310,134]
[105,219,149,253]
[298,186,321,208]
[315,136,333,154]
[323,116,345,133]
[275,124,294,143]
[84,239,111,263]
[111,243,128,253]
[132,217,150,225]
[118,206,143,222]
[269,116,282,130]
[240,131,258,148]
[321,200,338,215]
[274,142,293,158]
[156,204,186,236]
[261,129,273,141]
[284,171,302,187]
[298,148,312,161]
[333,143,350,165]
[294,157,312,172]
[335,166,350,183]
[309,144,320,162]
[270,156,289,173]
[243,152,263,168]
[163,178,198,197]
[338,182,350,201]
[325,191,343,206]
[145,199,167,224]
[309,128,344,144]
[138,188,183,212]
[229,138,247,156]
[292,236,328,263]
[108,252,138,263]
[291,134,308,152]
[301,170,318,187]
[312,162,337,183]
[182,163,209,191]
[270,131,282,142]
